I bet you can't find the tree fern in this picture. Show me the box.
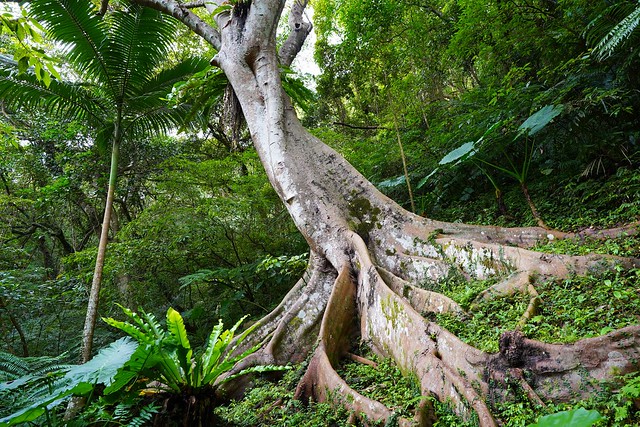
[0,2,209,364]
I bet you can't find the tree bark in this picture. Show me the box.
[132,1,640,425]
[81,136,120,363]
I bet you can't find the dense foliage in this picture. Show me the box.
[0,0,639,425]
[311,0,640,229]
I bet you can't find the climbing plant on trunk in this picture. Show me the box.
[103,0,640,425]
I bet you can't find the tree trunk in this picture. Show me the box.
[132,1,640,425]
[0,297,29,357]
[81,136,120,363]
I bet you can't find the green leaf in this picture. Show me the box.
[16,56,28,74]
[199,320,224,377]
[166,308,193,380]
[528,408,602,427]
[439,141,476,165]
[66,337,137,387]
[219,364,291,385]
[377,175,405,189]
[210,4,233,16]
[518,104,564,137]
[103,316,149,345]
[166,308,191,351]
[0,338,136,426]
[416,168,439,189]
[103,344,155,395]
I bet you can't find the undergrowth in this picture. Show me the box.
[523,266,640,343]
[533,235,640,258]
[425,166,640,231]
[216,369,351,426]
[337,348,422,419]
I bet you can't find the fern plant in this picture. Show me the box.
[103,305,283,395]
[0,307,284,426]
[102,306,287,425]
[0,338,137,426]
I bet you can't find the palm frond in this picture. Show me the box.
[27,0,111,84]
[168,67,229,127]
[123,57,210,134]
[0,351,71,386]
[123,103,195,141]
[587,2,640,60]
[596,6,640,59]
[104,4,180,100]
[0,351,28,381]
[281,67,316,112]
[138,57,210,100]
[0,55,106,126]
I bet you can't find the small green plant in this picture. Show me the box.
[421,105,564,227]
[430,292,530,353]
[338,348,422,418]
[0,337,137,426]
[527,407,602,427]
[0,307,286,426]
[216,368,352,426]
[103,305,283,395]
[608,371,640,423]
[521,267,640,344]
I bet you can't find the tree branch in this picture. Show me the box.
[182,1,205,8]
[97,0,109,16]
[278,0,313,67]
[333,121,391,131]
[132,0,221,51]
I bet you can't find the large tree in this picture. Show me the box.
[111,0,640,425]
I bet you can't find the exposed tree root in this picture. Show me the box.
[377,266,464,315]
[224,219,640,425]
[468,271,540,328]
[346,352,378,367]
[575,221,640,239]
[295,266,415,426]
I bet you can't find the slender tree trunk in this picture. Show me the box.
[81,136,120,363]
[0,297,29,357]
[392,108,415,213]
[521,181,547,229]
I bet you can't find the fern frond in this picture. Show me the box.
[0,338,137,426]
[0,351,29,380]
[220,364,291,385]
[594,5,640,59]
[128,403,159,427]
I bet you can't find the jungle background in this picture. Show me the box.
[1,0,640,425]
